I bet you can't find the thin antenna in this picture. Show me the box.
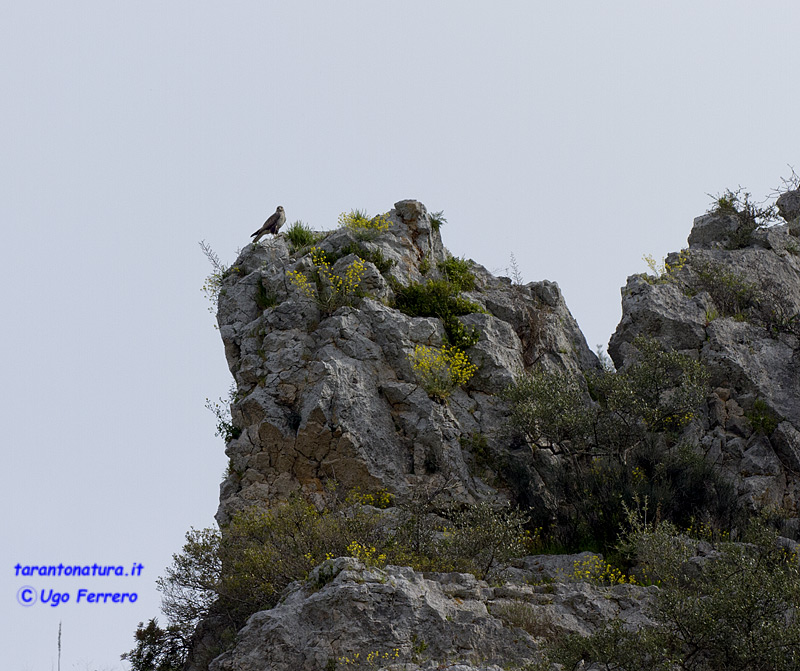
[57,621,62,671]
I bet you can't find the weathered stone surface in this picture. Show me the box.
[609,275,709,358]
[687,212,744,248]
[208,557,656,671]
[740,437,782,476]
[777,187,800,225]
[773,421,800,473]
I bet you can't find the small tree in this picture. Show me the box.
[503,337,716,548]
[548,518,800,671]
[121,619,187,671]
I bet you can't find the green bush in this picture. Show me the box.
[393,278,481,350]
[546,517,800,671]
[199,240,229,317]
[439,501,530,580]
[589,337,710,434]
[255,280,278,310]
[437,255,475,291]
[429,210,446,232]
[551,442,739,550]
[503,337,719,550]
[687,256,761,318]
[285,220,322,251]
[329,241,394,274]
[121,618,187,671]
[503,368,592,448]
[204,385,242,443]
[746,398,780,435]
[505,337,709,454]
[710,187,778,249]
[686,257,800,337]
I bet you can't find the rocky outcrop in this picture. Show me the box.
[215,200,598,524]
[777,188,800,232]
[209,556,656,671]
[200,191,800,671]
[610,190,800,520]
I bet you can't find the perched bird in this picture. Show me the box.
[251,206,286,243]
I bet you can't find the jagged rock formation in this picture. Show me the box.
[200,192,800,670]
[216,200,598,524]
[609,198,800,526]
[209,556,656,671]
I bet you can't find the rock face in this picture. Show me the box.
[209,556,656,671]
[215,200,598,524]
[610,191,800,520]
[200,193,800,670]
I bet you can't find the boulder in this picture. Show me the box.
[777,187,800,228]
[208,557,656,671]
[687,212,744,248]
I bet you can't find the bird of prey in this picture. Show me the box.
[251,206,286,243]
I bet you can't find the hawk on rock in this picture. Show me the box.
[251,206,286,243]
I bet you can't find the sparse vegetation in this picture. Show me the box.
[709,187,779,249]
[254,280,278,310]
[641,250,689,284]
[746,398,780,436]
[491,600,551,638]
[338,209,391,240]
[569,553,637,586]
[328,241,394,274]
[287,247,367,315]
[686,256,761,318]
[393,278,482,350]
[439,501,530,580]
[199,240,230,316]
[181,188,800,671]
[337,647,401,669]
[460,432,491,469]
[204,384,241,443]
[685,256,800,337]
[285,220,322,251]
[507,251,524,285]
[429,210,446,232]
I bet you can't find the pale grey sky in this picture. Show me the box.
[3,2,799,669]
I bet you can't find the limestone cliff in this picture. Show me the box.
[215,200,598,525]
[196,192,800,670]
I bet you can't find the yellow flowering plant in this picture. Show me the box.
[287,247,367,315]
[345,541,387,568]
[337,209,391,240]
[409,344,477,400]
[642,249,689,285]
[570,555,637,586]
[337,648,401,669]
